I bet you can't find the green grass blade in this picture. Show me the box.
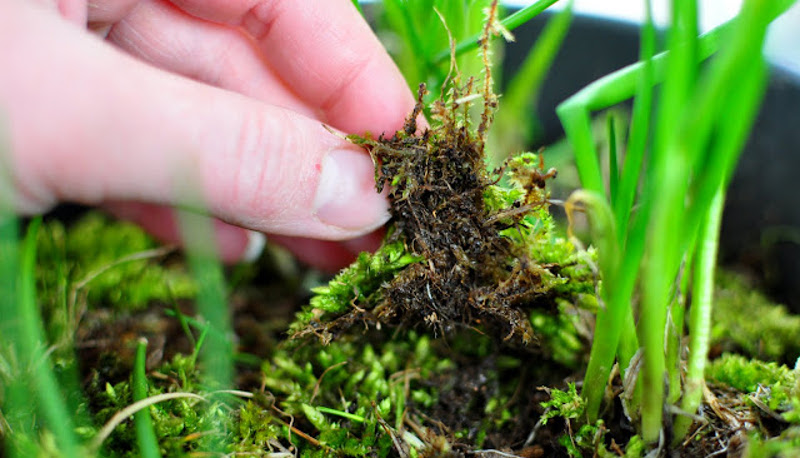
[637,0,700,441]
[614,0,655,239]
[351,0,363,15]
[566,190,630,422]
[637,154,690,443]
[133,338,162,458]
[0,151,25,456]
[557,105,604,195]
[176,210,233,390]
[673,185,724,441]
[18,218,80,456]
[607,115,618,204]
[380,0,426,88]
[491,0,572,161]
[559,21,729,113]
[557,19,730,199]
[582,210,644,422]
[433,0,560,64]
[678,0,775,247]
[175,201,233,453]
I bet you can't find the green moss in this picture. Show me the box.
[254,331,451,455]
[540,382,584,424]
[745,427,800,457]
[539,383,617,457]
[37,213,197,314]
[706,353,800,420]
[295,109,594,352]
[712,271,800,363]
[289,238,421,342]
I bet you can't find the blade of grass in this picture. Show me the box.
[565,190,622,422]
[678,0,775,249]
[351,0,363,16]
[0,142,26,456]
[133,338,161,458]
[433,0,561,64]
[556,20,730,196]
[557,0,794,442]
[636,0,700,441]
[491,0,573,163]
[673,17,770,438]
[614,0,655,240]
[173,167,234,453]
[316,406,366,423]
[18,218,80,456]
[557,106,604,195]
[176,208,232,390]
[557,2,724,426]
[607,115,618,204]
[673,185,724,442]
[561,21,729,115]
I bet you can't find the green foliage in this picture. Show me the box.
[530,299,587,368]
[712,271,800,363]
[37,213,196,312]
[255,332,452,455]
[540,383,615,457]
[85,351,236,457]
[541,382,584,424]
[745,427,800,457]
[289,239,421,339]
[706,354,800,418]
[375,0,493,101]
[557,0,798,441]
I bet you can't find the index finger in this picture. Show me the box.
[169,0,415,136]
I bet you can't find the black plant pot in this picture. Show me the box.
[502,13,800,310]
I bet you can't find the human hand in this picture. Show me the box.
[0,0,416,270]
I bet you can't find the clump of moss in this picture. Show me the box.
[292,81,593,351]
[82,351,237,457]
[695,353,800,456]
[37,212,197,312]
[706,353,800,421]
[287,1,597,349]
[536,382,644,458]
[712,271,800,363]
[255,331,455,456]
[357,81,565,344]
[289,239,421,343]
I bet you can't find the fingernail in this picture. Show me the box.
[313,149,390,231]
[242,230,267,262]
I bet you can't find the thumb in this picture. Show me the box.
[1,1,389,240]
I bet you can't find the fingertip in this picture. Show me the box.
[312,148,390,231]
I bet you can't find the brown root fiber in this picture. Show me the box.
[349,79,557,345]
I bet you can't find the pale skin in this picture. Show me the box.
[0,0,417,271]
